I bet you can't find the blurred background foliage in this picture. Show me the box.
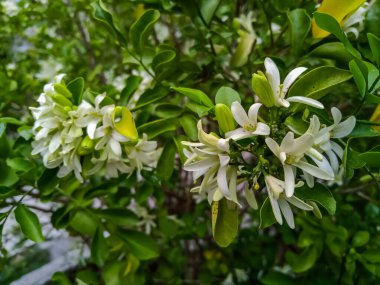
[1,0,380,284]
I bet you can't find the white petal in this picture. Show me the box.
[183,157,217,171]
[268,193,283,225]
[331,141,344,158]
[294,160,333,180]
[264,57,281,98]
[231,101,249,127]
[247,103,262,124]
[303,171,315,188]
[333,116,356,138]
[87,120,98,139]
[265,138,281,157]
[286,196,313,210]
[244,186,258,209]
[109,139,122,156]
[286,96,324,109]
[217,165,230,199]
[280,132,295,151]
[282,67,307,96]
[95,93,106,108]
[284,165,295,197]
[226,128,251,140]
[331,107,342,126]
[326,150,339,174]
[253,122,270,136]
[49,132,61,153]
[278,199,295,229]
[291,134,314,156]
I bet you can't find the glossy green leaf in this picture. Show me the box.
[179,114,198,141]
[157,140,177,181]
[0,163,19,187]
[211,198,238,247]
[91,227,108,266]
[133,87,169,110]
[70,209,98,236]
[120,76,142,106]
[155,104,183,118]
[261,271,295,285]
[349,60,367,97]
[97,208,139,226]
[118,230,159,260]
[200,0,220,24]
[6,157,33,173]
[92,0,127,47]
[309,42,353,62]
[152,50,177,80]
[14,204,44,242]
[290,246,319,273]
[0,117,24,125]
[352,231,370,247]
[171,87,214,108]
[287,9,311,56]
[67,77,84,105]
[215,86,241,107]
[129,9,160,53]
[37,168,59,196]
[288,66,352,105]
[343,139,366,179]
[314,12,361,58]
[296,183,336,215]
[368,33,380,67]
[137,119,177,139]
[259,197,277,229]
[360,150,380,168]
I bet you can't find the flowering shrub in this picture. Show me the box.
[1,0,380,284]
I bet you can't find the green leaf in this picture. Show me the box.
[295,183,336,215]
[211,198,238,247]
[6,157,33,173]
[91,227,108,266]
[120,76,142,106]
[368,33,380,67]
[215,87,241,107]
[289,246,319,273]
[362,250,380,263]
[91,0,127,47]
[152,50,177,81]
[261,272,295,285]
[287,9,311,56]
[155,104,183,118]
[288,66,352,109]
[118,230,159,260]
[67,77,84,105]
[314,12,361,59]
[157,140,177,181]
[360,151,380,168]
[97,208,139,226]
[137,119,177,139]
[171,87,214,108]
[352,231,370,247]
[259,197,277,228]
[0,163,19,187]
[17,125,33,140]
[186,101,211,117]
[14,204,44,242]
[133,87,169,110]
[343,139,366,179]
[129,9,160,53]
[70,209,98,236]
[37,168,59,196]
[199,0,220,24]
[179,114,198,141]
[0,117,24,125]
[309,42,353,62]
[349,123,380,138]
[349,60,367,97]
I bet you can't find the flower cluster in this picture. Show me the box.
[182,58,356,228]
[30,74,160,182]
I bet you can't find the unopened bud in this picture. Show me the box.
[78,136,95,155]
[113,106,138,140]
[51,93,73,107]
[215,104,235,133]
[252,71,275,107]
[53,83,73,98]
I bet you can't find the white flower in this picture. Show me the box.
[265,175,313,229]
[226,101,270,140]
[264,57,324,109]
[343,1,374,39]
[265,115,334,197]
[126,134,160,172]
[182,121,239,204]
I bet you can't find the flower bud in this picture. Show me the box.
[53,83,73,98]
[78,136,95,155]
[112,106,138,140]
[51,93,73,107]
[252,71,275,107]
[215,104,235,133]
